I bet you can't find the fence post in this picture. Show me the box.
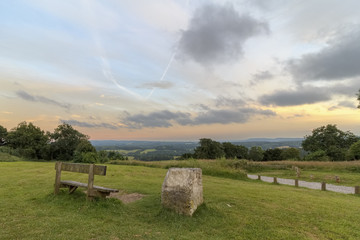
[355,186,360,195]
[321,182,326,191]
[295,179,298,187]
[257,175,261,180]
[273,177,277,184]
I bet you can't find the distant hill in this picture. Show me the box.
[91,138,303,151]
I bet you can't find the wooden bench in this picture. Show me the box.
[54,162,119,200]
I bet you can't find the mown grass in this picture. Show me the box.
[1,161,360,239]
[110,158,247,180]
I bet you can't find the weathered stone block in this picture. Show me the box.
[161,168,203,216]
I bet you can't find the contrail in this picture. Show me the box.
[82,0,142,100]
[146,50,176,99]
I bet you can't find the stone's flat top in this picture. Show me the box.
[167,168,202,171]
[163,168,202,189]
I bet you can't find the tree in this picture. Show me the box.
[7,122,49,159]
[194,138,224,159]
[50,123,89,161]
[302,124,359,161]
[0,125,7,146]
[222,142,249,159]
[280,147,300,160]
[263,148,283,161]
[347,140,360,160]
[248,146,264,161]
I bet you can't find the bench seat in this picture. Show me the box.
[60,180,119,193]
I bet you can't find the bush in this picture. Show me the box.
[74,152,98,163]
[347,140,360,160]
[304,150,330,161]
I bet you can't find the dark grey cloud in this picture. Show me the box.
[60,119,119,129]
[215,96,245,107]
[287,30,360,82]
[259,87,331,106]
[121,107,275,129]
[122,110,192,129]
[328,101,357,111]
[178,3,269,65]
[192,108,275,125]
[16,90,71,109]
[138,81,174,89]
[259,78,359,106]
[252,70,274,82]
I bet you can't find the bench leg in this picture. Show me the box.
[68,186,78,194]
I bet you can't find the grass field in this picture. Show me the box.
[1,161,360,239]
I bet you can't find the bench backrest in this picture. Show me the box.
[55,162,107,175]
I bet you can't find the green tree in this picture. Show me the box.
[222,142,249,159]
[0,125,8,146]
[50,123,89,161]
[347,140,360,160]
[302,124,359,161]
[194,138,224,159]
[248,146,264,161]
[280,147,300,160]
[7,122,49,159]
[98,150,110,163]
[263,148,283,161]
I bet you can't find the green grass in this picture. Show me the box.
[1,161,360,239]
[110,158,247,180]
[0,152,22,162]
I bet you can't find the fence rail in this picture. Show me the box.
[247,174,358,195]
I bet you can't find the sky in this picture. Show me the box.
[1,0,360,141]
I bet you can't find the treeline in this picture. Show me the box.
[0,122,126,163]
[180,138,301,161]
[181,125,360,162]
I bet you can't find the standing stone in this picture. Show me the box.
[161,168,203,216]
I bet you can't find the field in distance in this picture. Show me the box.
[1,161,360,239]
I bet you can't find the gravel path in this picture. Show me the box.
[247,174,356,194]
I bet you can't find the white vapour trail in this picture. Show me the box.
[82,0,142,100]
[146,50,176,99]
[99,56,142,99]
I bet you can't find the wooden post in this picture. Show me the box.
[355,186,360,195]
[87,164,95,200]
[257,175,261,180]
[321,182,326,191]
[295,179,299,187]
[54,162,62,195]
[273,177,277,184]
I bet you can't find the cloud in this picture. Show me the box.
[60,119,119,129]
[177,3,269,65]
[122,110,192,129]
[16,90,71,109]
[121,107,275,129]
[192,108,276,125]
[138,81,174,89]
[252,70,274,82]
[259,87,331,106]
[287,30,360,82]
[215,96,245,107]
[328,101,357,111]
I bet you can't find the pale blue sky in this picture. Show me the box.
[1,0,360,140]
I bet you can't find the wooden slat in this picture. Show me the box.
[60,180,119,193]
[55,162,107,175]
